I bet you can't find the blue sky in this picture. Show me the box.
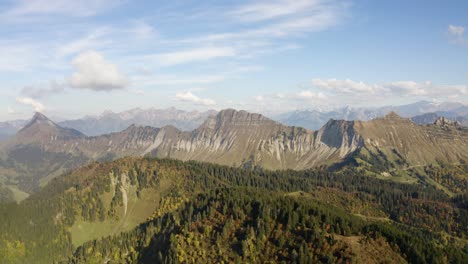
[0,0,467,120]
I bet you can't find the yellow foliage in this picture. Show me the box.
[1,240,26,263]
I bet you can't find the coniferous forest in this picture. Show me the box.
[0,157,466,263]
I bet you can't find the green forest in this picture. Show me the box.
[0,157,466,263]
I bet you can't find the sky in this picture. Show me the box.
[0,0,467,121]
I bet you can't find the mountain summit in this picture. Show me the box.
[15,112,84,144]
[20,112,55,130]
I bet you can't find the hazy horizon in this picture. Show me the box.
[1,99,467,122]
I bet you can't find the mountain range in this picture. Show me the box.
[276,100,468,130]
[1,101,466,140]
[0,119,27,140]
[0,107,216,139]
[58,107,217,136]
[1,108,466,196]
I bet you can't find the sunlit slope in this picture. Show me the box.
[355,113,468,165]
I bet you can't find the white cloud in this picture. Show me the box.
[447,25,466,45]
[69,50,129,91]
[174,13,339,44]
[448,25,465,37]
[310,79,442,97]
[175,91,216,106]
[230,0,320,22]
[247,79,468,112]
[312,78,380,94]
[134,74,226,86]
[309,78,467,101]
[3,0,121,18]
[21,80,65,99]
[156,47,236,66]
[162,0,345,64]
[296,90,327,100]
[131,21,155,39]
[16,97,45,112]
[7,107,16,114]
[57,28,111,58]
[254,95,264,102]
[384,81,428,96]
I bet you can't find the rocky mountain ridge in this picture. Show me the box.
[1,109,467,193]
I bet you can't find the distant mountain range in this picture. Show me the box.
[0,119,27,140]
[411,112,468,126]
[58,107,217,136]
[275,100,468,130]
[0,101,466,139]
[0,108,466,194]
[0,108,216,139]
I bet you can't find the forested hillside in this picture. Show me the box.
[0,157,466,263]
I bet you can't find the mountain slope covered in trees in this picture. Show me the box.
[0,157,466,263]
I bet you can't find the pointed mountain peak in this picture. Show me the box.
[32,112,49,121]
[22,112,56,129]
[16,112,84,140]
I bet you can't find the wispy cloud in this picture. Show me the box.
[310,78,467,98]
[295,90,328,100]
[1,0,351,118]
[2,0,122,19]
[175,91,216,106]
[155,47,237,67]
[157,0,345,65]
[448,24,466,44]
[249,78,468,111]
[448,25,465,37]
[312,79,380,94]
[134,74,226,86]
[16,97,45,112]
[230,0,319,22]
[20,81,65,99]
[57,28,112,58]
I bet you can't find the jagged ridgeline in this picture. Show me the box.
[0,157,466,263]
[1,109,467,197]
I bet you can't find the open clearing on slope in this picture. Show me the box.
[335,235,407,264]
[6,185,29,202]
[69,187,161,247]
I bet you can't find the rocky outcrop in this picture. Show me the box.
[434,116,460,128]
[316,119,363,157]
